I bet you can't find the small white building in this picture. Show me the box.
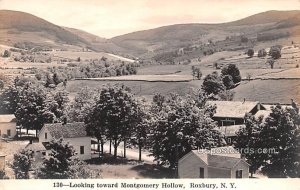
[178,146,249,178]
[0,114,17,138]
[38,122,91,160]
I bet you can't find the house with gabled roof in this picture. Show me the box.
[0,114,17,138]
[178,146,249,178]
[207,100,266,144]
[38,122,91,160]
[207,100,266,126]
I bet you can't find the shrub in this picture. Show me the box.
[247,49,254,57]
[269,46,282,59]
[2,50,11,57]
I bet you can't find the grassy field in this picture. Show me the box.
[234,80,300,104]
[67,79,202,101]
[83,74,193,82]
[49,51,134,62]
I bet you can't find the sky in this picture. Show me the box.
[0,0,299,38]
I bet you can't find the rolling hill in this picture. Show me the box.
[0,10,92,48]
[1,9,300,58]
[111,10,300,57]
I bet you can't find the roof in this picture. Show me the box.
[41,122,88,139]
[207,154,243,169]
[207,101,262,118]
[25,143,46,151]
[0,114,16,123]
[217,125,245,137]
[184,147,246,169]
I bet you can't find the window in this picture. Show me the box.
[236,170,243,178]
[199,167,204,178]
[80,146,84,154]
[7,129,11,137]
[45,133,47,139]
[227,138,231,144]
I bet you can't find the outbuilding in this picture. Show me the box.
[178,146,249,178]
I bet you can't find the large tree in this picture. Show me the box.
[14,82,68,135]
[221,64,241,84]
[67,87,101,122]
[149,93,226,168]
[129,99,150,161]
[259,105,300,178]
[234,113,264,177]
[85,84,137,158]
[202,71,225,96]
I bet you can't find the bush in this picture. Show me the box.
[2,50,11,57]
[269,45,282,59]
[247,49,254,57]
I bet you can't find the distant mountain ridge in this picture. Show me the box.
[111,10,300,56]
[0,9,299,57]
[0,10,90,47]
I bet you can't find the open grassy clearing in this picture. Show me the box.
[82,74,193,82]
[234,80,300,104]
[67,79,202,101]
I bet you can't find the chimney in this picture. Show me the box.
[29,139,33,144]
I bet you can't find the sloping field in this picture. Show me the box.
[49,51,135,62]
[81,74,193,82]
[256,68,300,79]
[234,80,300,104]
[67,79,202,101]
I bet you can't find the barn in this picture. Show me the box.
[178,146,249,178]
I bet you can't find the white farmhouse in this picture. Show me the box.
[38,122,91,160]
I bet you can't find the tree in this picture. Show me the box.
[269,46,281,59]
[191,66,202,80]
[67,87,101,122]
[129,99,149,161]
[0,77,24,114]
[258,49,267,57]
[12,149,33,179]
[85,84,137,158]
[2,50,11,57]
[222,75,235,90]
[38,138,76,179]
[259,105,300,178]
[267,59,275,69]
[235,114,264,177]
[247,49,254,57]
[202,71,225,95]
[221,64,241,84]
[149,94,226,168]
[14,83,55,136]
[53,73,63,85]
